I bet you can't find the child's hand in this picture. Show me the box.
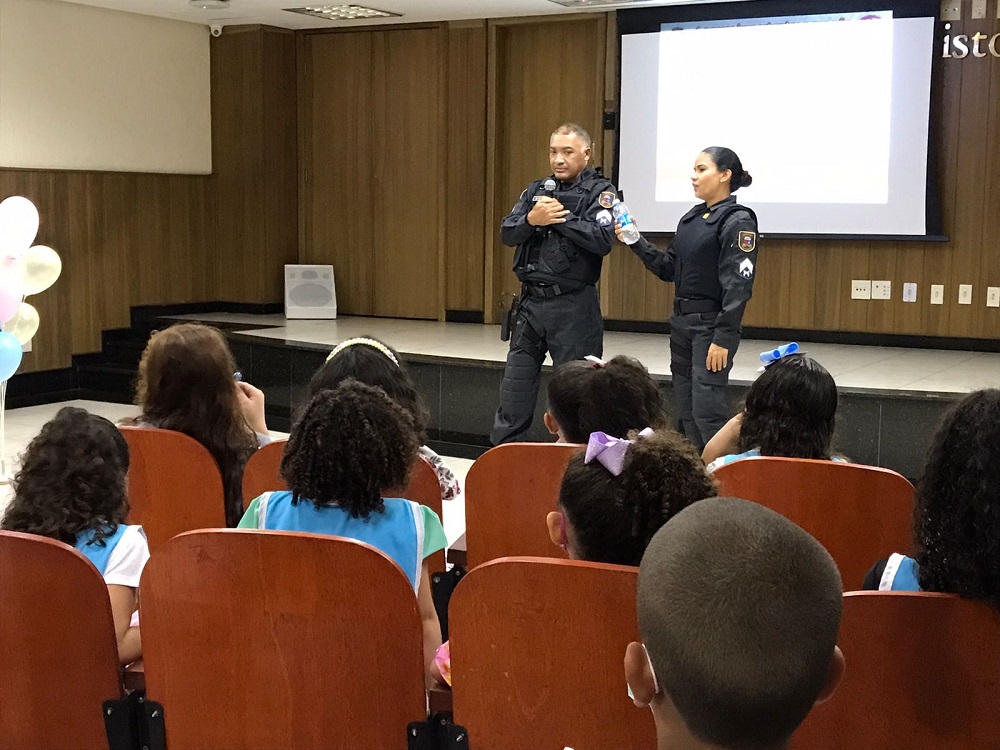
[236,381,268,436]
[703,413,743,465]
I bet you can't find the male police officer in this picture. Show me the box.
[490,123,618,445]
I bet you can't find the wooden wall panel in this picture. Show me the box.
[211,26,298,303]
[300,26,443,320]
[445,22,488,314]
[486,15,607,322]
[0,169,213,373]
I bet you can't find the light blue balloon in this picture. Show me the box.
[0,331,23,381]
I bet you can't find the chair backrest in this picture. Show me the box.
[0,530,122,750]
[242,444,445,572]
[465,443,578,568]
[450,556,655,749]
[793,591,1000,749]
[241,439,287,508]
[713,458,914,589]
[140,530,426,749]
[120,426,226,553]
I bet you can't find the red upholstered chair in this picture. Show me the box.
[120,425,226,553]
[450,556,655,749]
[464,443,579,568]
[140,530,427,749]
[713,457,914,589]
[0,531,122,750]
[793,591,1000,749]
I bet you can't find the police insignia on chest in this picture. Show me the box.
[599,191,616,209]
[739,230,757,252]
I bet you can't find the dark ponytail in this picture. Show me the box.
[702,146,752,192]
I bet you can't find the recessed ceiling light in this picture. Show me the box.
[285,4,401,21]
[189,0,230,9]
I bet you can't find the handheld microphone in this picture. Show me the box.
[541,178,556,197]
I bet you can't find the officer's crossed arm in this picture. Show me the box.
[549,185,616,257]
[713,211,759,352]
[499,187,539,248]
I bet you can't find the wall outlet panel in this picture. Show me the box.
[959,284,973,305]
[902,282,917,303]
[872,280,891,300]
[930,284,945,305]
[851,280,872,300]
[987,286,1000,308]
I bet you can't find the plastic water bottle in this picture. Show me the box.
[612,201,640,245]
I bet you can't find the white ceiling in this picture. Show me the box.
[60,0,743,30]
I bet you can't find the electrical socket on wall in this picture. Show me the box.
[902,282,917,303]
[851,280,872,300]
[987,287,1000,308]
[930,285,945,305]
[959,284,973,305]
[871,280,891,300]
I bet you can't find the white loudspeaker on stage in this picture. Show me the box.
[284,264,337,319]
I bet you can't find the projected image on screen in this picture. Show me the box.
[618,3,938,237]
[655,16,893,205]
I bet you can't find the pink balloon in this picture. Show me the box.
[0,268,23,323]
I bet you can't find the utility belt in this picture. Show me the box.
[521,282,586,299]
[674,297,721,315]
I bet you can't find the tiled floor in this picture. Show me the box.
[173,313,1000,394]
[0,400,472,545]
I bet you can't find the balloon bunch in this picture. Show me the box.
[0,195,63,480]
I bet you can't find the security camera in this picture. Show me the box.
[209,24,223,37]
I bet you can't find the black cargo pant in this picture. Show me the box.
[491,285,603,445]
[669,311,739,451]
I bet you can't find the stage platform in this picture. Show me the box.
[166,312,1000,479]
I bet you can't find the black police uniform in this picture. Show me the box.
[490,166,618,445]
[629,195,759,450]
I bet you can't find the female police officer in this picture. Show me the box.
[617,147,757,450]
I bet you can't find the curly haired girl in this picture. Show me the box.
[1,407,148,664]
[305,336,461,503]
[864,389,1000,602]
[239,379,446,681]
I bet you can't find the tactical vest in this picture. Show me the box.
[514,168,615,288]
[672,198,758,301]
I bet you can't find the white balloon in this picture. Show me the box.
[5,302,39,345]
[0,196,39,258]
[22,245,61,296]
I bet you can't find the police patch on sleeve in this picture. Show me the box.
[739,258,754,279]
[596,209,613,226]
[738,230,757,252]
[599,191,616,209]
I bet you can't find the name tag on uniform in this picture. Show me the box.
[532,195,545,202]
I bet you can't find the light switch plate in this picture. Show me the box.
[902,282,917,303]
[930,285,945,305]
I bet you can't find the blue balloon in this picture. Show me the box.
[0,331,23,381]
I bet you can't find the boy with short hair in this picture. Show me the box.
[625,497,845,750]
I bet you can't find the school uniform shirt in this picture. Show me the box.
[706,449,848,473]
[239,491,446,592]
[73,524,150,588]
[862,553,922,591]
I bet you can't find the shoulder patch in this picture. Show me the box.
[738,230,756,253]
[599,191,616,209]
[739,257,754,279]
[596,209,613,226]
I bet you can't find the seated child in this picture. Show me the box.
[1,407,148,665]
[240,379,446,681]
[864,388,1000,601]
[703,353,842,471]
[306,336,461,503]
[433,427,716,685]
[544,355,668,443]
[626,497,845,750]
